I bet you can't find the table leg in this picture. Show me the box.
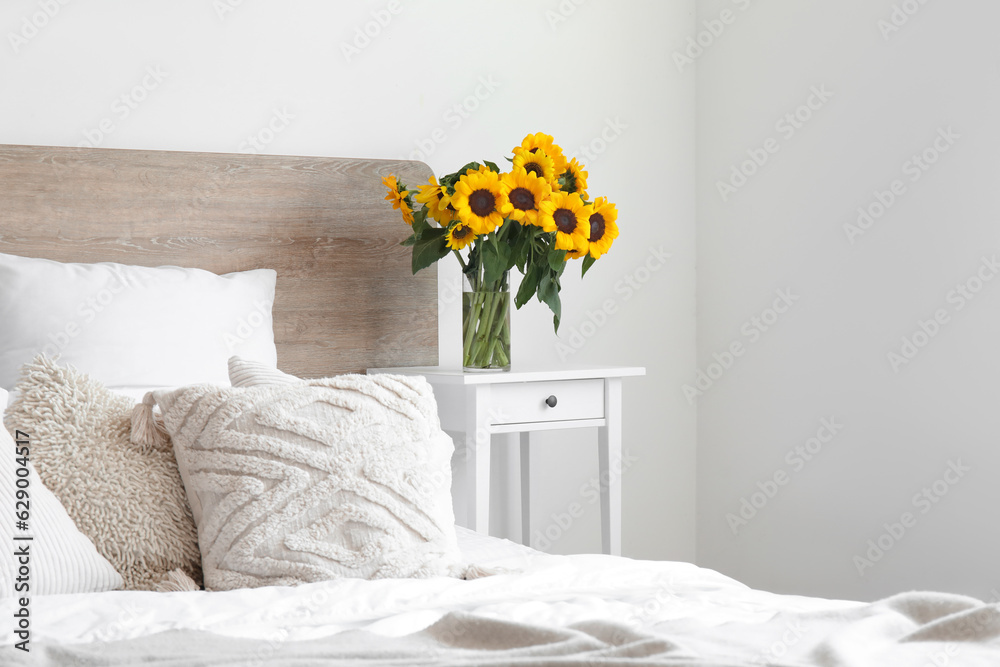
[520,432,531,547]
[597,377,622,556]
[465,385,491,534]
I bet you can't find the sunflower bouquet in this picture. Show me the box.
[382,132,619,370]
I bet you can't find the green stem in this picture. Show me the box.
[495,304,511,366]
[463,266,512,369]
[482,292,508,366]
[474,290,496,367]
[464,290,485,368]
[462,293,478,366]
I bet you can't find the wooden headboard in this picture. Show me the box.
[0,144,437,377]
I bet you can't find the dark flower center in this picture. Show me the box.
[469,189,496,217]
[554,209,577,234]
[524,162,544,178]
[453,225,471,240]
[589,213,606,242]
[509,187,535,211]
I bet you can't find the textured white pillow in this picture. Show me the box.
[6,356,202,591]
[154,374,462,591]
[0,252,277,391]
[0,426,124,596]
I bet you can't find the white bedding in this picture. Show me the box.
[0,527,859,648]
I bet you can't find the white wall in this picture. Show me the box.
[696,0,1000,601]
[0,1,697,562]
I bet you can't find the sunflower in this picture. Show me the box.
[499,169,551,227]
[584,197,619,259]
[382,175,414,224]
[445,222,477,250]
[452,168,505,234]
[435,203,458,225]
[512,147,557,188]
[519,132,568,174]
[539,192,589,253]
[558,158,589,198]
[414,176,455,224]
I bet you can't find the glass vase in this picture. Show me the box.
[462,274,511,372]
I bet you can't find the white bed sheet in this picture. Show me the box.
[0,527,860,647]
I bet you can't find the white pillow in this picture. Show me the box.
[0,253,277,391]
[0,387,7,413]
[228,355,299,387]
[0,426,124,596]
[154,374,462,590]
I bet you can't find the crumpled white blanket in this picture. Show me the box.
[3,529,998,664]
[2,592,999,666]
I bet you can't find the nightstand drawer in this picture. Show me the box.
[490,379,605,425]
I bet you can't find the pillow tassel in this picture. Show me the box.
[130,392,171,453]
[153,568,201,593]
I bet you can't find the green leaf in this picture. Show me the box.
[484,160,500,173]
[515,240,530,273]
[547,248,567,272]
[400,233,417,247]
[481,239,511,286]
[537,272,562,333]
[515,264,542,309]
[410,207,431,237]
[411,227,449,274]
[581,254,597,277]
[438,162,481,189]
[504,223,523,272]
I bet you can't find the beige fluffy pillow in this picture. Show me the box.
[5,356,202,590]
[154,374,462,591]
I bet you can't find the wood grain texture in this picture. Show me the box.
[0,144,437,377]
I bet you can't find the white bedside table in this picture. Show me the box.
[367,366,645,555]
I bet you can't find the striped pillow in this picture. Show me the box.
[0,426,123,595]
[227,356,298,387]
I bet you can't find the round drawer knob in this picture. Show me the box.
[545,395,558,408]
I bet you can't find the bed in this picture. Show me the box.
[2,143,999,666]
